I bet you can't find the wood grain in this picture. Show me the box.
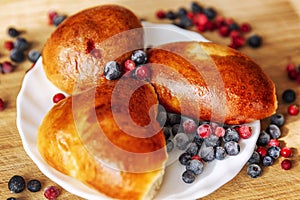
[0,0,299,199]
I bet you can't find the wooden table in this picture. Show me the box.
[1,0,300,199]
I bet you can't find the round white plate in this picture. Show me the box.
[16,21,260,200]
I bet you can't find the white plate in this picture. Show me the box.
[16,22,260,200]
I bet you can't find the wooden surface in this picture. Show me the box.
[0,0,300,199]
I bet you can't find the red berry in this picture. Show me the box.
[197,124,212,138]
[268,139,280,147]
[44,186,60,200]
[232,36,246,48]
[281,159,292,170]
[225,18,234,25]
[196,24,207,32]
[214,126,225,137]
[0,61,14,74]
[257,146,267,157]
[193,13,208,26]
[182,119,197,134]
[280,147,292,158]
[285,63,296,72]
[191,155,202,162]
[156,10,166,19]
[206,21,217,31]
[134,65,151,81]
[53,93,66,103]
[218,26,230,37]
[48,10,58,25]
[230,30,241,39]
[124,59,136,72]
[287,104,299,116]
[187,12,194,20]
[215,15,225,27]
[288,69,298,80]
[240,23,252,33]
[4,41,14,50]
[235,125,252,139]
[296,73,300,84]
[0,98,4,111]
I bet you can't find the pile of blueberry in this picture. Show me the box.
[157,111,253,184]
[155,1,262,49]
[6,175,60,200]
[246,113,293,178]
[103,49,151,81]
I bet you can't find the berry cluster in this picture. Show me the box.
[157,111,253,184]
[104,49,151,81]
[155,2,262,49]
[6,175,60,200]
[247,113,293,178]
[48,10,67,26]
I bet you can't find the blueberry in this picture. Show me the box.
[174,132,190,150]
[171,124,181,136]
[14,37,30,51]
[131,50,147,65]
[53,14,67,26]
[262,155,274,166]
[204,134,221,147]
[182,170,196,184]
[247,164,262,178]
[200,146,215,162]
[191,2,203,13]
[163,127,171,140]
[247,35,262,48]
[28,50,41,63]
[228,22,240,31]
[186,159,204,175]
[186,142,199,156]
[224,141,240,156]
[167,113,181,125]
[203,7,217,19]
[166,139,174,152]
[256,130,270,146]
[270,113,285,127]
[179,152,192,165]
[165,10,177,20]
[192,134,204,147]
[247,151,261,165]
[176,16,193,29]
[8,27,20,37]
[104,61,121,80]
[267,146,281,159]
[27,179,42,192]
[266,124,281,139]
[10,49,25,63]
[282,89,296,103]
[215,146,226,160]
[177,7,188,17]
[8,175,26,193]
[156,111,167,127]
[223,127,239,142]
[7,198,17,200]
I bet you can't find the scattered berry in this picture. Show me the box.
[165,10,177,20]
[28,50,41,63]
[191,2,203,13]
[280,147,292,158]
[267,146,281,159]
[200,146,215,162]
[186,159,204,175]
[281,159,292,170]
[197,124,212,138]
[262,155,274,166]
[14,37,30,51]
[4,41,14,50]
[104,61,122,80]
[203,7,217,19]
[124,59,136,72]
[48,10,58,25]
[131,50,147,65]
[268,139,280,147]
[204,134,221,147]
[247,35,262,48]
[8,175,26,193]
[10,49,25,63]
[53,14,67,26]
[174,132,190,150]
[287,104,299,116]
[257,146,267,157]
[182,170,196,184]
[52,93,66,103]
[0,61,15,74]
[182,118,197,134]
[224,141,240,156]
[156,10,166,19]
[27,179,42,192]
[44,186,60,200]
[270,113,285,127]
[247,151,261,165]
[179,152,192,165]
[186,142,199,156]
[167,113,181,125]
[218,25,230,37]
[266,124,281,139]
[282,89,296,103]
[240,22,252,33]
[256,130,270,146]
[166,139,174,152]
[235,125,252,139]
[8,27,20,38]
[0,98,5,111]
[247,164,262,178]
[215,146,226,160]
[134,65,151,81]
[6,197,17,200]
[223,127,239,142]
[214,126,225,137]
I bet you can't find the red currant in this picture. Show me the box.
[191,155,202,162]
[285,63,296,72]
[268,139,280,147]
[281,159,292,170]
[182,119,197,134]
[197,124,212,138]
[287,104,299,116]
[280,147,292,158]
[4,41,14,50]
[0,98,4,111]
[218,25,230,37]
[235,125,252,139]
[53,93,66,103]
[44,186,60,200]
[134,65,151,81]
[214,126,225,137]
[124,59,136,72]
[257,146,267,157]
[156,10,166,19]
[240,23,252,33]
